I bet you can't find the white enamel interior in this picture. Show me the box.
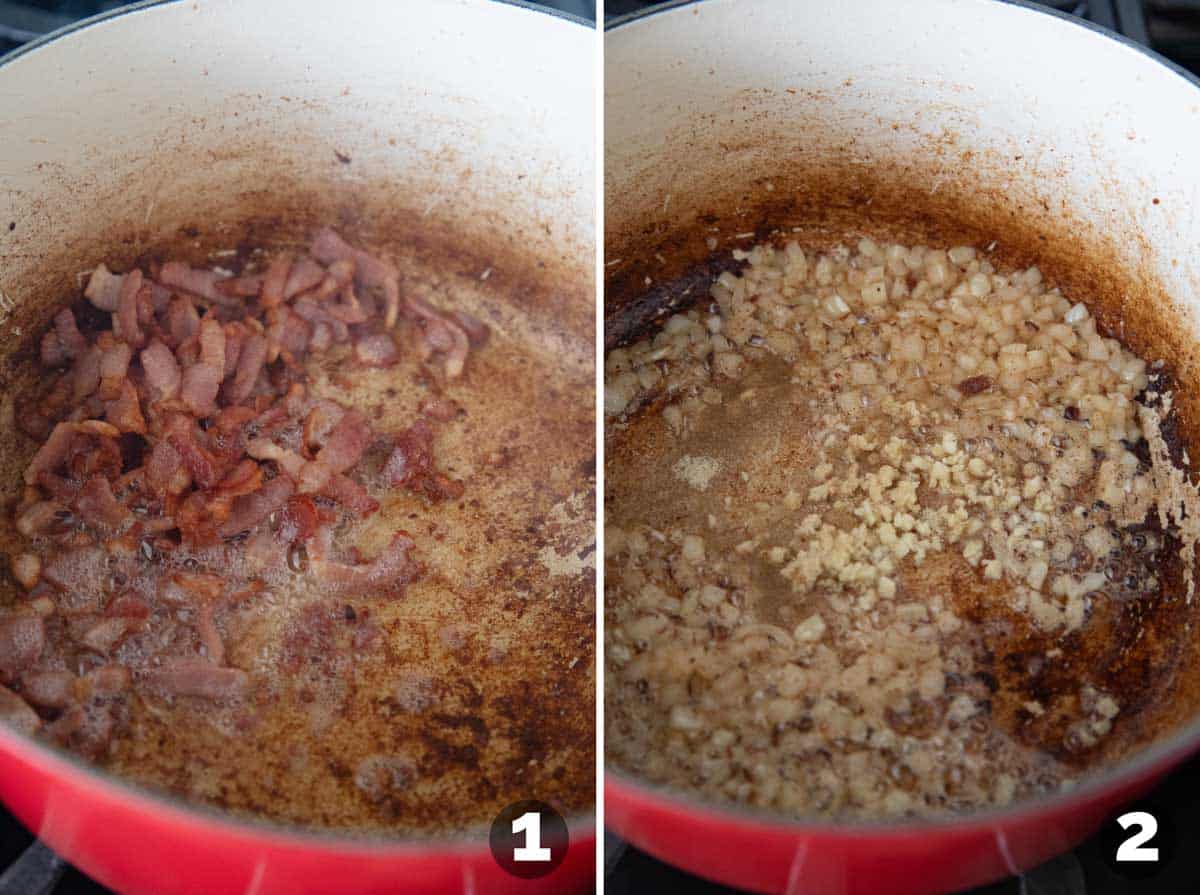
[607,0,1200,348]
[0,0,594,314]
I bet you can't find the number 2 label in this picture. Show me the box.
[1116,811,1159,863]
[512,810,552,862]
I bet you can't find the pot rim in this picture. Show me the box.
[604,0,1200,838]
[0,0,596,855]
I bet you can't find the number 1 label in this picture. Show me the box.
[512,810,552,862]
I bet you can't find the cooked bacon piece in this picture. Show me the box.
[196,605,224,665]
[0,615,44,682]
[180,317,226,417]
[309,322,333,352]
[158,261,231,305]
[214,459,263,498]
[79,617,135,655]
[316,410,371,474]
[150,657,248,700]
[45,701,114,756]
[277,494,320,544]
[283,256,326,299]
[259,253,292,309]
[217,473,294,538]
[75,476,129,531]
[113,268,145,347]
[222,321,247,379]
[105,380,147,435]
[302,401,345,452]
[24,422,78,485]
[292,297,350,342]
[165,294,200,345]
[52,309,88,359]
[354,333,399,367]
[383,420,463,500]
[42,547,107,600]
[140,340,182,402]
[0,684,40,735]
[84,264,123,312]
[158,573,215,607]
[88,663,131,696]
[310,228,402,327]
[266,308,311,358]
[165,422,218,489]
[145,438,186,494]
[40,330,68,367]
[72,345,102,402]
[15,501,65,538]
[409,296,470,378]
[228,333,267,404]
[21,669,76,709]
[320,474,379,518]
[215,274,263,298]
[11,554,40,590]
[311,532,419,597]
[245,438,306,479]
[98,341,133,400]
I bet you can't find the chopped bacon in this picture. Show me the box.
[383,420,463,500]
[25,422,78,485]
[84,264,123,312]
[311,532,420,597]
[0,615,44,682]
[218,473,294,538]
[222,321,247,379]
[113,268,145,347]
[106,380,147,434]
[158,261,231,305]
[292,297,350,342]
[354,333,399,367]
[88,663,131,696]
[180,317,226,417]
[150,657,248,700]
[14,229,484,744]
[166,424,218,490]
[409,296,470,378]
[316,410,371,474]
[321,474,379,518]
[21,670,76,709]
[0,685,40,735]
[79,617,135,655]
[72,345,102,402]
[145,438,186,494]
[75,476,129,531]
[259,253,292,309]
[41,330,68,367]
[98,342,133,400]
[302,401,345,452]
[215,274,263,298]
[283,256,326,299]
[140,339,182,401]
[228,333,267,405]
[52,309,88,360]
[165,295,200,345]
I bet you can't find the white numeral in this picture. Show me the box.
[1116,811,1159,863]
[512,811,552,862]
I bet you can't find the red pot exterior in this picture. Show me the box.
[606,771,1165,895]
[0,728,594,895]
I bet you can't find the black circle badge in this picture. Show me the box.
[489,800,569,879]
[1098,800,1175,882]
